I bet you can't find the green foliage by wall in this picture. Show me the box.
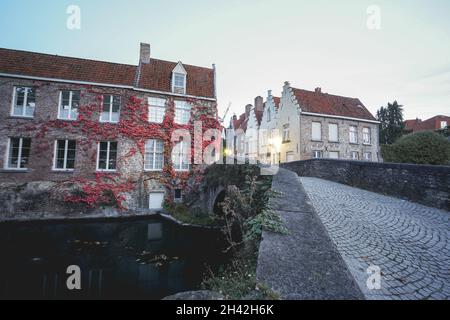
[381,131,450,165]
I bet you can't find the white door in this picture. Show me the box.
[149,192,164,210]
[286,152,294,162]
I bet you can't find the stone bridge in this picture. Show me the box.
[257,164,450,300]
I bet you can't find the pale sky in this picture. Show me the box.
[1,0,449,122]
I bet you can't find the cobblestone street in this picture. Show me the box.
[300,177,450,300]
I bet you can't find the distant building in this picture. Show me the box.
[405,115,450,133]
[230,82,381,164]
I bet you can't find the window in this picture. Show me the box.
[148,97,166,123]
[328,123,338,142]
[12,87,35,117]
[267,108,271,122]
[144,139,164,171]
[100,95,120,123]
[329,151,339,159]
[58,90,80,120]
[363,152,372,161]
[174,189,182,202]
[6,137,31,169]
[97,141,118,171]
[53,140,76,170]
[172,140,190,171]
[349,126,358,144]
[149,192,165,210]
[282,124,290,142]
[363,127,371,144]
[351,151,359,160]
[441,121,448,129]
[172,73,186,94]
[174,101,191,124]
[312,150,323,159]
[312,122,322,141]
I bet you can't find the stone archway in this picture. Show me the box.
[207,185,225,215]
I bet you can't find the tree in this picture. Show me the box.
[377,101,405,144]
[381,131,450,165]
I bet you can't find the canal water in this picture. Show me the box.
[0,215,226,299]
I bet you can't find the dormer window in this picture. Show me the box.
[173,73,186,94]
[172,62,187,94]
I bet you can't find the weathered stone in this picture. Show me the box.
[281,159,450,211]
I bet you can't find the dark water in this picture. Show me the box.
[0,215,226,299]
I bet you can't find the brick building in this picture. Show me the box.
[405,115,450,133]
[0,43,219,211]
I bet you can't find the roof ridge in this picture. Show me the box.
[0,47,214,71]
[291,86,360,101]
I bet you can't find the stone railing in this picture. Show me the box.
[281,159,450,211]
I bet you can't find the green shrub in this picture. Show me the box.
[381,131,450,165]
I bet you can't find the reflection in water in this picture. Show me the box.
[0,216,226,299]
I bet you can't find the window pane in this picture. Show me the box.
[8,138,20,167]
[98,142,108,169]
[67,140,76,169]
[112,96,121,113]
[15,87,25,107]
[329,124,338,141]
[312,122,321,140]
[60,91,71,119]
[70,91,80,119]
[20,138,31,168]
[108,142,118,170]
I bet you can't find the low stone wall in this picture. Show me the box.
[281,159,450,211]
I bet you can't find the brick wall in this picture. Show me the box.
[0,76,218,211]
[281,159,450,211]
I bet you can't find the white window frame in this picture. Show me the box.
[349,126,358,144]
[172,72,186,94]
[363,152,372,161]
[312,122,322,141]
[351,151,359,160]
[144,139,164,171]
[172,141,190,172]
[282,124,290,142]
[52,139,76,171]
[5,137,30,170]
[440,121,448,129]
[313,150,323,159]
[11,86,35,118]
[100,95,121,123]
[148,97,166,123]
[174,101,191,125]
[363,127,371,145]
[57,90,79,121]
[96,141,118,172]
[328,123,339,142]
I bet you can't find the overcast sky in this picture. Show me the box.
[1,0,449,122]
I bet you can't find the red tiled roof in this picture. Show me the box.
[405,115,450,132]
[138,59,214,98]
[232,113,248,132]
[0,48,215,98]
[292,88,376,121]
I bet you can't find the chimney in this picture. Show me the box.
[245,104,252,117]
[315,87,322,93]
[140,43,151,64]
[254,96,264,112]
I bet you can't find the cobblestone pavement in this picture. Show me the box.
[299,177,450,300]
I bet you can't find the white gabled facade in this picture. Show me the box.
[258,90,281,164]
